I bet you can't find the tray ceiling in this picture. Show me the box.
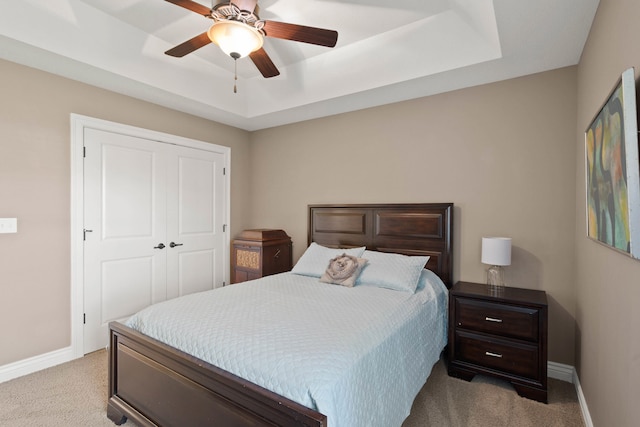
[0,0,599,130]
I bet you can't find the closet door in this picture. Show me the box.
[83,129,168,354]
[83,130,227,353]
[165,145,226,299]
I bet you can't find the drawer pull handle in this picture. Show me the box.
[485,351,503,358]
[485,316,503,323]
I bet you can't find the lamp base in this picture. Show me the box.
[486,265,505,289]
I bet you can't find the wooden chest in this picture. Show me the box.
[231,229,292,284]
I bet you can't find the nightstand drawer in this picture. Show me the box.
[455,297,539,342]
[454,331,540,380]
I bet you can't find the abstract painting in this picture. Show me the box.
[585,67,640,259]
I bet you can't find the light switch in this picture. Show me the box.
[0,218,17,233]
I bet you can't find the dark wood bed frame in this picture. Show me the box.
[108,203,453,427]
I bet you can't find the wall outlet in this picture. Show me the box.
[0,218,18,233]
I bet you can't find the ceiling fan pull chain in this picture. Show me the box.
[233,55,238,93]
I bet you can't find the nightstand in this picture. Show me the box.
[231,229,292,284]
[448,281,548,403]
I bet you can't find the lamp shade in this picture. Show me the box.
[481,237,512,266]
[208,20,264,58]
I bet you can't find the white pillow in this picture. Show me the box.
[356,250,430,293]
[291,242,366,278]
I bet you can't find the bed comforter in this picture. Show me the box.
[126,270,448,427]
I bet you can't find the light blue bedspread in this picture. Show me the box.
[126,270,448,427]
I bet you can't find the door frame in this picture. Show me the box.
[70,114,230,358]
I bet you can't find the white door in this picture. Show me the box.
[166,145,226,299]
[83,129,226,353]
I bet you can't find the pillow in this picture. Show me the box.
[319,253,368,287]
[356,250,430,293]
[291,242,366,278]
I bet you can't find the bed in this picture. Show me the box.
[107,203,453,427]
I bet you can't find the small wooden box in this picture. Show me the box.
[231,229,292,284]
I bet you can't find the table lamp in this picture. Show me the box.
[481,237,512,287]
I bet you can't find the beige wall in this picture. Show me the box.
[1,56,579,370]
[0,58,252,366]
[250,67,578,364]
[575,0,640,425]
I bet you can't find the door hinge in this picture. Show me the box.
[223,224,226,232]
[83,313,86,324]
[83,146,86,158]
[223,167,226,175]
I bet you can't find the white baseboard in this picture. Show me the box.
[0,346,77,384]
[547,361,593,427]
[573,369,594,427]
[548,360,574,382]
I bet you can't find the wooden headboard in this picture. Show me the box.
[308,203,454,288]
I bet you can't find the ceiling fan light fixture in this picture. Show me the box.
[207,20,263,58]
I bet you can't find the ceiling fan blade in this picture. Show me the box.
[231,0,258,13]
[165,32,212,57]
[249,48,280,78]
[262,21,338,48]
[164,0,211,16]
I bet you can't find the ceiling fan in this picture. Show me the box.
[163,0,339,80]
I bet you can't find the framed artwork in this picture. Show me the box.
[585,67,640,259]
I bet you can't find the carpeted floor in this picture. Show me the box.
[402,359,585,427]
[0,350,126,427]
[0,350,584,426]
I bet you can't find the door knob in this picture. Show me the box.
[169,242,183,248]
[154,243,165,249]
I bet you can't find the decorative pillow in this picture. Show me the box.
[319,254,368,287]
[291,242,366,278]
[355,250,430,293]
